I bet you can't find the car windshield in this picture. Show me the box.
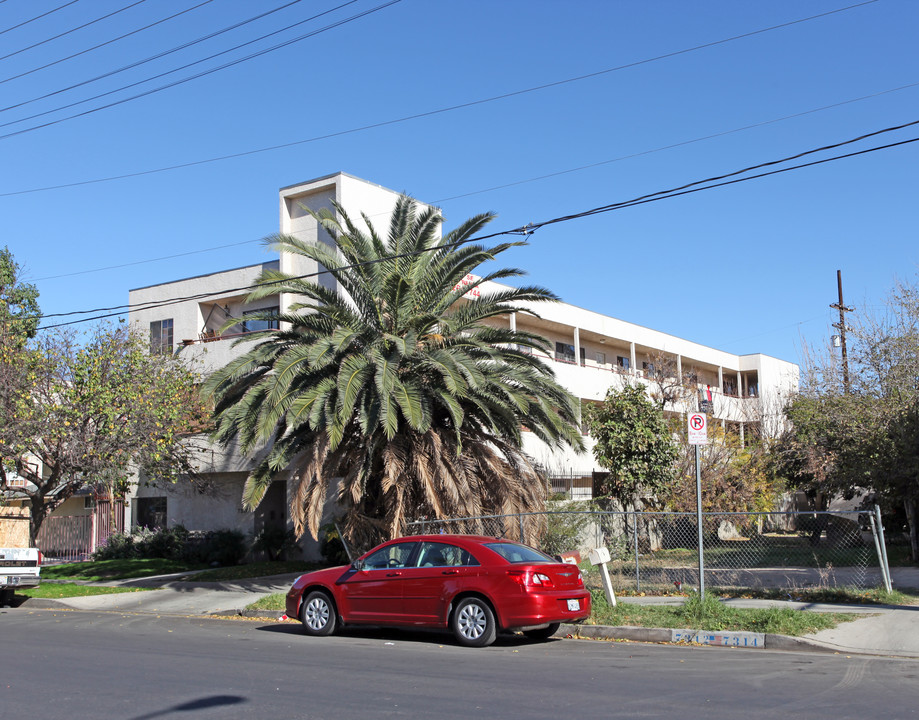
[484,542,554,564]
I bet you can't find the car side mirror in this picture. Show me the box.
[351,559,364,571]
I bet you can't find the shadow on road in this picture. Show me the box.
[254,622,559,648]
[129,694,247,720]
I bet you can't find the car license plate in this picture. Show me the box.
[567,599,580,611]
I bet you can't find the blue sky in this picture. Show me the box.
[3,0,917,366]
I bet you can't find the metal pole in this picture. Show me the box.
[874,505,893,593]
[695,444,705,597]
[518,513,524,543]
[868,513,891,593]
[633,511,640,593]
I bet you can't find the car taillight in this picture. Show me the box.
[37,551,42,566]
[507,570,555,589]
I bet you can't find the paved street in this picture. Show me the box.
[25,566,919,659]
[3,608,919,720]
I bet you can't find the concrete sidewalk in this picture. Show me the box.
[21,570,919,659]
[25,572,303,617]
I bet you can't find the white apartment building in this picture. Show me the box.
[128,172,799,549]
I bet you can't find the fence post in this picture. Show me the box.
[867,514,891,592]
[90,510,97,557]
[874,505,893,593]
[633,511,640,593]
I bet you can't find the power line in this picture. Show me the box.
[0,0,149,64]
[24,79,919,283]
[435,81,919,203]
[527,119,919,231]
[33,238,262,281]
[0,2,896,202]
[0,0,398,139]
[0,0,216,88]
[0,1,876,142]
[0,0,306,103]
[0,0,79,37]
[34,120,919,329]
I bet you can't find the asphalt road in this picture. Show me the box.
[4,607,918,720]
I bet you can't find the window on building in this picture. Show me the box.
[596,351,607,365]
[642,361,655,377]
[150,319,174,355]
[555,342,575,363]
[242,306,280,333]
[580,347,586,365]
[136,497,167,529]
[617,356,630,370]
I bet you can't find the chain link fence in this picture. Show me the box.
[404,509,891,592]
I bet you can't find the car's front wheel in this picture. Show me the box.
[451,597,497,647]
[300,590,337,636]
[523,622,560,641]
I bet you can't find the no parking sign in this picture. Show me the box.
[688,413,708,445]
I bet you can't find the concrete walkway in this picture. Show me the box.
[21,568,919,659]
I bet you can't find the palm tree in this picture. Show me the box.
[204,196,583,548]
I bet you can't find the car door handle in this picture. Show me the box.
[441,569,459,575]
[386,572,402,577]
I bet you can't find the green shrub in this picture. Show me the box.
[252,524,302,561]
[537,503,596,557]
[194,529,247,566]
[93,532,138,560]
[136,525,189,560]
[94,526,246,566]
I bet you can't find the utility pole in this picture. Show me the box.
[830,269,854,393]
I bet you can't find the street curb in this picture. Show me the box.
[560,623,838,653]
[212,608,286,619]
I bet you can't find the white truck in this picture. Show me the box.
[0,548,42,606]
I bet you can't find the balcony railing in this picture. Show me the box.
[181,329,273,346]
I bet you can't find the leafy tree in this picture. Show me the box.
[204,196,583,548]
[0,321,207,545]
[775,276,919,560]
[584,384,679,509]
[0,246,39,347]
[665,421,781,515]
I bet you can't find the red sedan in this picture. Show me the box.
[286,534,591,647]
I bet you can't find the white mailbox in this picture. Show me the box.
[588,547,611,565]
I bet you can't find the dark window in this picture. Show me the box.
[242,306,279,333]
[484,542,554,564]
[136,497,167,529]
[555,342,575,363]
[412,542,479,568]
[361,542,416,570]
[150,319,174,355]
[617,356,630,370]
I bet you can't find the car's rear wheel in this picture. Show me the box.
[523,622,560,641]
[451,597,497,647]
[301,590,337,636]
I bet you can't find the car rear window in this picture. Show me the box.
[484,542,554,564]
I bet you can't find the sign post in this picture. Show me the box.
[687,413,708,598]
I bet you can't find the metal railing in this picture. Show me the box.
[36,501,125,563]
[404,509,892,592]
